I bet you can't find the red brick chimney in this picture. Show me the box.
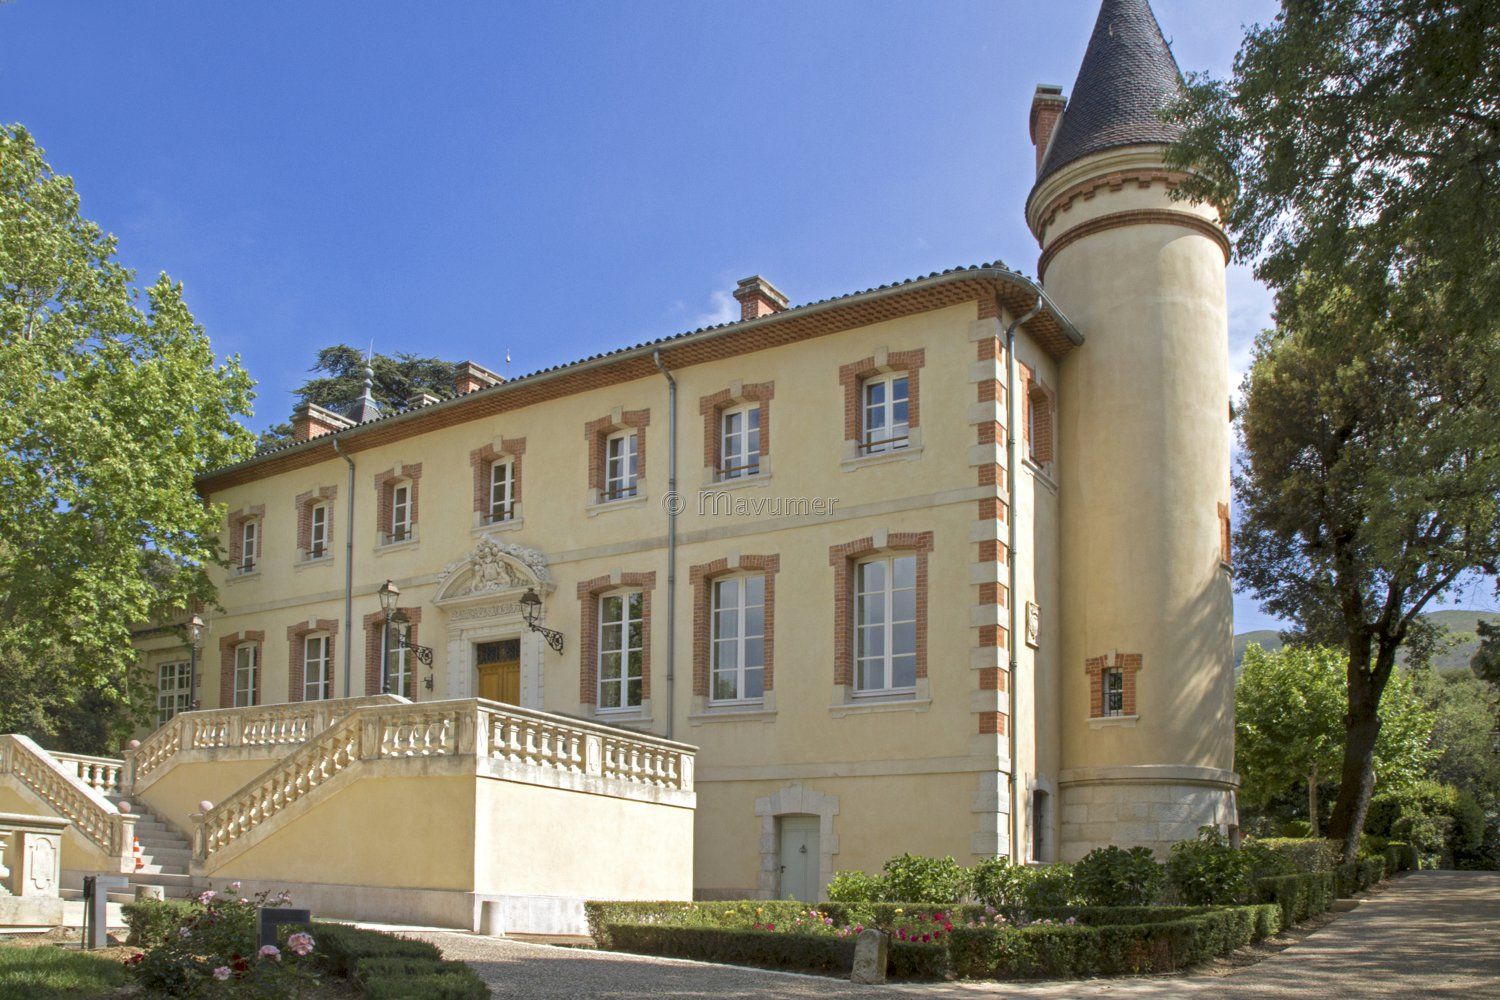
[732,276,789,322]
[1029,84,1067,174]
[291,402,354,443]
[453,361,503,396]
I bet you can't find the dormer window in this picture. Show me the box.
[719,405,761,480]
[604,431,639,501]
[240,519,259,572]
[309,504,328,558]
[489,460,515,523]
[862,374,910,455]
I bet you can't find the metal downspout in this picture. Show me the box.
[331,436,356,698]
[1005,295,1044,863]
[653,350,678,740]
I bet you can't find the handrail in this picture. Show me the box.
[0,735,133,870]
[49,751,125,796]
[195,698,695,865]
[126,695,406,790]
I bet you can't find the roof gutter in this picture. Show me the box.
[201,268,1080,487]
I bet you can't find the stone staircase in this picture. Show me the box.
[57,797,199,904]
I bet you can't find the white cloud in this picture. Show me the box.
[691,288,738,329]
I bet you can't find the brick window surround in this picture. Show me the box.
[226,505,265,570]
[294,486,337,559]
[286,619,338,702]
[469,438,527,523]
[585,409,650,503]
[217,631,265,708]
[838,349,924,451]
[689,555,779,698]
[1021,364,1056,466]
[828,531,933,687]
[1085,652,1143,718]
[1218,502,1232,566]
[373,464,423,544]
[576,572,656,706]
[698,382,774,479]
[363,607,422,697]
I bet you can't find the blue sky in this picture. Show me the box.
[5,0,1491,631]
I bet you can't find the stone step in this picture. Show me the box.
[140,848,192,866]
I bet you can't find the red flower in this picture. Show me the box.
[766,923,775,932]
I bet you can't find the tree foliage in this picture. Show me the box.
[1236,644,1436,830]
[0,124,255,749]
[258,345,459,447]
[1168,1,1500,854]
[1416,669,1500,814]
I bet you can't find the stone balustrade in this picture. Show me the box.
[50,752,124,796]
[196,698,695,865]
[0,736,133,872]
[126,695,406,789]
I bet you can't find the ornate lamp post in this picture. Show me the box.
[187,613,205,711]
[520,587,565,654]
[389,607,436,691]
[378,580,400,695]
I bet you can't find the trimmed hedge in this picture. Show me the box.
[1250,872,1337,928]
[604,923,947,979]
[354,957,489,999]
[1385,841,1418,873]
[1334,855,1387,897]
[1256,838,1342,873]
[307,922,444,978]
[121,898,201,948]
[947,904,1280,980]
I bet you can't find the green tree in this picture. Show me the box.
[258,345,459,446]
[0,124,255,750]
[1417,669,1500,814]
[1168,0,1500,858]
[1236,644,1437,834]
[1473,620,1500,688]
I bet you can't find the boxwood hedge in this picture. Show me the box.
[603,923,948,979]
[1249,871,1337,927]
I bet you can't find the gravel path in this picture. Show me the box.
[406,870,1500,999]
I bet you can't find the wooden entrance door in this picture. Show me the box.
[475,638,521,705]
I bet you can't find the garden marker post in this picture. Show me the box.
[82,874,128,949]
[258,907,312,949]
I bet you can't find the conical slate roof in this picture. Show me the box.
[1037,0,1184,183]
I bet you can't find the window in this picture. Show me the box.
[719,405,761,480]
[1031,790,1049,863]
[240,520,259,572]
[488,460,515,523]
[711,576,765,703]
[309,504,328,558]
[383,626,412,699]
[861,374,910,454]
[598,592,644,710]
[854,554,917,694]
[156,661,192,725]
[304,635,331,701]
[604,432,639,500]
[233,644,258,707]
[1103,668,1125,717]
[390,484,411,541]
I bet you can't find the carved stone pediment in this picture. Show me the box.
[434,536,552,606]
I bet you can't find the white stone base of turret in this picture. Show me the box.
[1057,765,1239,861]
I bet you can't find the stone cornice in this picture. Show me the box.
[1038,209,1231,280]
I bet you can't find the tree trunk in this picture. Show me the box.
[1307,762,1320,838]
[1328,642,1384,860]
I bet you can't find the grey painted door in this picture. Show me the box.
[778,815,820,901]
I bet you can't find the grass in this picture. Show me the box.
[0,943,133,999]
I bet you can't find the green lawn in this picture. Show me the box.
[0,944,131,1000]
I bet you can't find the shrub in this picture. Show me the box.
[1072,846,1165,907]
[1384,841,1418,872]
[603,924,947,979]
[1255,838,1341,873]
[826,870,884,903]
[1277,819,1313,838]
[969,857,1021,910]
[1368,780,1485,867]
[309,922,442,978]
[947,904,1279,979]
[354,957,489,999]
[1011,863,1076,913]
[583,901,809,947]
[1166,828,1252,904]
[880,853,969,904]
[1250,871,1337,927]
[121,897,201,948]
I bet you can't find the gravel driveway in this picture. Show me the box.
[404,870,1500,999]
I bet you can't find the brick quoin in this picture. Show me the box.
[698,383,774,477]
[576,573,656,706]
[363,607,422,697]
[838,349,924,446]
[217,631,265,708]
[828,532,933,687]
[285,619,338,702]
[469,438,527,518]
[973,296,1015,709]
[689,555,780,697]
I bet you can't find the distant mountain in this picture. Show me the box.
[1235,609,1499,672]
